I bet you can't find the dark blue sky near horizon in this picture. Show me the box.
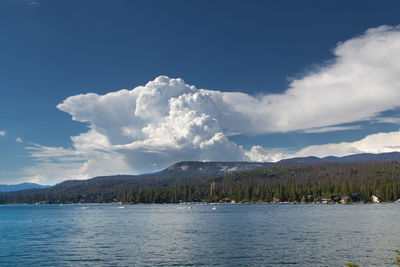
[1,0,400,184]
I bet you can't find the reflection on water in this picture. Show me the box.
[1,204,400,266]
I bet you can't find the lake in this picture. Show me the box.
[1,203,399,266]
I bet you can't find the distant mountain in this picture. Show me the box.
[161,152,400,178]
[49,162,273,191]
[163,161,272,176]
[322,152,400,162]
[0,183,50,192]
[277,156,322,164]
[278,152,400,164]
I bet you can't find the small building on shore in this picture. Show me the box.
[371,195,380,203]
[271,198,280,204]
[340,196,349,204]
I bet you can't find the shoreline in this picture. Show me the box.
[1,201,400,206]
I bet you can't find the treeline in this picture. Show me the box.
[121,161,400,203]
[2,161,400,204]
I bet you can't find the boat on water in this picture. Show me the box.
[117,206,127,209]
[177,206,192,210]
[212,206,217,210]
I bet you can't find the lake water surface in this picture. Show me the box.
[1,203,400,266]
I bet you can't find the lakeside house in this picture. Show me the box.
[339,196,349,204]
[371,195,380,203]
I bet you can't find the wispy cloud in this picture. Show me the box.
[374,116,400,125]
[26,0,40,6]
[301,125,361,134]
[24,142,134,184]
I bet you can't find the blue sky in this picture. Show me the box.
[2,0,400,185]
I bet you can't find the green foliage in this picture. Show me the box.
[346,262,359,267]
[394,249,400,266]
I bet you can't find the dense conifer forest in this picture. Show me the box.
[121,161,400,204]
[2,161,400,204]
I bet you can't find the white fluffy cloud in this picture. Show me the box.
[296,130,400,158]
[54,77,245,177]
[0,130,5,136]
[25,25,400,184]
[245,130,400,162]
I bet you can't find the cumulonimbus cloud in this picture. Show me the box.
[24,25,400,184]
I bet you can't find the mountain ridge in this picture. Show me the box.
[3,152,400,193]
[0,183,50,192]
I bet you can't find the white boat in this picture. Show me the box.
[212,206,217,210]
[117,206,127,209]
